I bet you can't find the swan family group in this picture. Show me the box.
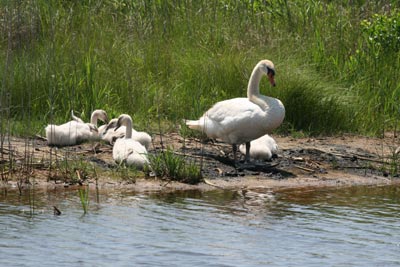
[45,59,285,170]
[46,112,151,169]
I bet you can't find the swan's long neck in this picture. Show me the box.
[91,113,99,126]
[247,66,266,108]
[125,118,133,139]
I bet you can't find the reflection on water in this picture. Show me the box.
[1,185,400,267]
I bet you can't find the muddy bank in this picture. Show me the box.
[1,133,399,192]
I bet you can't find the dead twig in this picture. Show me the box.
[161,179,172,187]
[76,170,82,180]
[340,166,374,169]
[53,206,62,216]
[171,151,204,159]
[203,178,224,189]
[294,164,315,173]
[35,135,47,141]
[329,152,384,164]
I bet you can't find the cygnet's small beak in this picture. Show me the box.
[268,73,276,87]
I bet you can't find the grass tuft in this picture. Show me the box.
[148,148,202,185]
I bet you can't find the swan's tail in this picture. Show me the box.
[184,119,202,130]
[71,110,84,124]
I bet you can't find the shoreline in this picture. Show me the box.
[3,165,399,194]
[1,133,399,193]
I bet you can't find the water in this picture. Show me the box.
[1,185,399,267]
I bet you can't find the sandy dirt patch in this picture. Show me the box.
[0,133,399,192]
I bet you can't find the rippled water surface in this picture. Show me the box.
[1,185,399,266]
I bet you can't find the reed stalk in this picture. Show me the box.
[78,183,89,215]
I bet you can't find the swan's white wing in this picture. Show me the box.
[46,121,85,146]
[131,131,152,150]
[201,98,268,143]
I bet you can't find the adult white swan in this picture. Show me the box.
[46,109,108,146]
[239,134,278,160]
[112,114,149,169]
[185,59,285,164]
[101,118,152,149]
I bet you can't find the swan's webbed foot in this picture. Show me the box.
[232,144,241,170]
[244,141,251,163]
[232,144,238,164]
[232,142,256,169]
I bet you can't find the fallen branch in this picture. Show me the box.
[203,178,224,189]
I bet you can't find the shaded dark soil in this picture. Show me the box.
[159,133,397,179]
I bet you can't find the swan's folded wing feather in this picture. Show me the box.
[206,98,260,123]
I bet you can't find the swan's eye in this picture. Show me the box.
[267,67,275,76]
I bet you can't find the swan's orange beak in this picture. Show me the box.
[268,73,276,87]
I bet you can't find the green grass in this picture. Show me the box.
[0,0,399,137]
[113,162,140,183]
[148,148,202,184]
[78,184,89,214]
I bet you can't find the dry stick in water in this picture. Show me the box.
[53,206,62,216]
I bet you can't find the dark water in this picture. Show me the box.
[1,184,399,267]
